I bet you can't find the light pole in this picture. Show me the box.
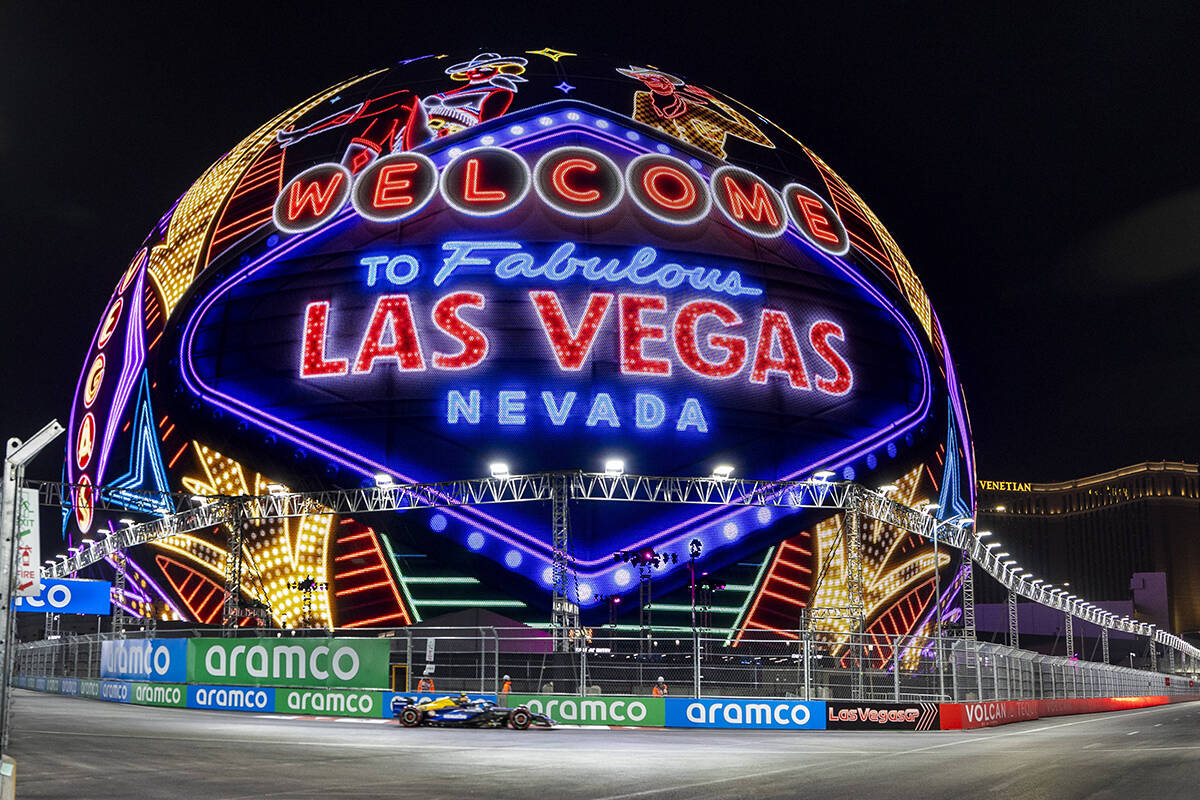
[688,537,702,698]
[1,420,65,754]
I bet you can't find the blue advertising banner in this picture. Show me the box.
[100,638,188,683]
[664,698,826,730]
[12,578,111,615]
[99,680,132,703]
[187,684,276,713]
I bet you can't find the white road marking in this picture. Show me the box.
[1126,731,1139,736]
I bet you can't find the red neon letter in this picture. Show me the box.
[750,309,810,389]
[432,292,488,369]
[530,291,612,370]
[300,301,349,378]
[287,172,345,222]
[722,176,779,225]
[673,300,746,378]
[643,165,697,211]
[794,195,839,245]
[462,158,506,202]
[619,295,671,376]
[551,158,601,203]
[372,162,418,209]
[353,295,425,374]
[810,321,852,395]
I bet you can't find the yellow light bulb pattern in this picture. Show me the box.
[159,441,334,628]
[809,464,949,650]
[146,70,383,319]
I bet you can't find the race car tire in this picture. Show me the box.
[399,707,423,728]
[510,708,532,730]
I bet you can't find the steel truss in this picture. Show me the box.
[30,472,1200,663]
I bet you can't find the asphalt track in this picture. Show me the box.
[7,690,1200,799]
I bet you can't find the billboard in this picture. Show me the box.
[665,698,825,730]
[13,578,112,615]
[61,49,974,645]
[185,637,389,690]
[100,638,187,682]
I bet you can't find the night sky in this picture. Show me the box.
[2,2,1198,483]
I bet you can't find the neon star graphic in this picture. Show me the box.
[527,47,577,62]
[555,81,576,94]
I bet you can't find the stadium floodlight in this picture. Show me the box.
[373,473,394,487]
[266,483,288,495]
[119,518,135,527]
[55,553,67,560]
[813,470,835,481]
[977,530,992,537]
[878,484,898,495]
[986,542,1001,550]
[996,552,1009,558]
[994,505,1007,512]
[604,459,625,476]
[711,464,734,480]
[489,462,511,479]
[1031,579,1044,585]
[42,560,54,566]
[81,538,95,545]
[1003,559,1017,566]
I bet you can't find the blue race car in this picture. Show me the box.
[391,694,555,729]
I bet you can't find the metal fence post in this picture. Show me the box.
[950,640,959,701]
[803,632,811,701]
[893,634,900,701]
[404,629,412,693]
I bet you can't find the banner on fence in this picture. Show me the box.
[101,638,188,682]
[507,695,664,726]
[665,698,826,729]
[186,637,389,689]
[825,701,940,731]
[13,578,112,614]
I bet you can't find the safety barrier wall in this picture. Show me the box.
[14,674,1200,731]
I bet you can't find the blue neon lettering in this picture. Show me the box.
[361,256,388,287]
[541,391,577,425]
[543,243,575,280]
[385,255,420,285]
[495,252,535,278]
[635,393,666,428]
[438,241,520,286]
[675,398,709,432]
[586,393,620,428]
[627,247,659,285]
[447,390,480,424]
[498,390,527,425]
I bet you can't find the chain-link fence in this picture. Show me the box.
[13,625,1198,702]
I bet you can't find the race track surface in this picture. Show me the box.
[8,690,1200,799]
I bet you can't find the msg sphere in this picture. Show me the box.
[66,49,973,645]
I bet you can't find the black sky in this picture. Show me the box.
[2,1,1198,483]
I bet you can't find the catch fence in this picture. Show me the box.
[14,626,1197,703]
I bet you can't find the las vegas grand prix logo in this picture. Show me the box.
[273,141,857,434]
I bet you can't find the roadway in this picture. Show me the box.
[8,690,1200,799]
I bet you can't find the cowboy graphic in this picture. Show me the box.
[421,52,528,138]
[276,52,529,173]
[617,66,773,158]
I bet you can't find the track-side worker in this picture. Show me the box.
[652,676,668,697]
[501,674,512,697]
[417,676,435,693]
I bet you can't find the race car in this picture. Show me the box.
[391,694,555,729]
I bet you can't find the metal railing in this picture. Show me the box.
[13,626,1197,703]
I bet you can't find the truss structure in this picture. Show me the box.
[31,471,1200,662]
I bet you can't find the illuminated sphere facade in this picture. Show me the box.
[64,49,973,643]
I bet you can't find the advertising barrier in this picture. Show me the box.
[507,695,664,726]
[665,698,825,730]
[186,637,389,689]
[940,700,1039,730]
[276,688,380,717]
[825,701,940,731]
[187,684,276,712]
[99,680,131,703]
[130,682,187,708]
[101,638,188,682]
